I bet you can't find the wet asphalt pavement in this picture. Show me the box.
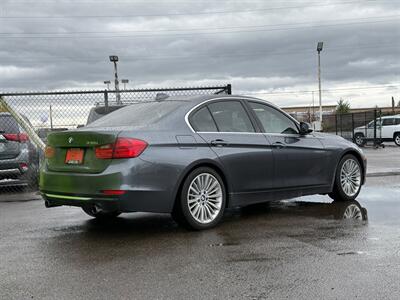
[1,176,400,300]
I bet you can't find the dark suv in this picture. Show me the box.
[0,113,39,188]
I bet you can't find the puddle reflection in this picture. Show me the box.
[234,200,368,222]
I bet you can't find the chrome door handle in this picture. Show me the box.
[272,142,286,149]
[210,139,228,147]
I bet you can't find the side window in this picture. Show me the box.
[382,118,394,126]
[396,118,400,125]
[207,101,255,132]
[249,102,299,134]
[189,107,218,132]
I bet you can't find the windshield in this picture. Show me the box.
[87,101,186,128]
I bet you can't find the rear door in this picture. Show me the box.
[0,115,21,160]
[246,101,331,188]
[381,118,395,139]
[189,100,274,194]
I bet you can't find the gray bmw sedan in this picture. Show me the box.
[40,95,366,230]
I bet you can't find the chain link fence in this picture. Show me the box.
[290,108,400,148]
[0,84,231,195]
[323,109,400,147]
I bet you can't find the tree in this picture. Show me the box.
[336,98,350,114]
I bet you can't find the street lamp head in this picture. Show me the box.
[109,55,119,62]
[317,42,323,52]
[104,80,111,84]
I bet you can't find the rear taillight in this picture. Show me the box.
[113,138,147,158]
[3,133,29,143]
[20,163,29,172]
[45,146,55,158]
[19,133,29,142]
[95,144,114,159]
[95,138,147,159]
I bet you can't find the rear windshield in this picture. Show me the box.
[86,105,125,125]
[87,101,186,128]
[0,115,19,133]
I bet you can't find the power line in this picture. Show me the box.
[0,0,391,19]
[1,42,396,63]
[244,85,400,95]
[0,15,397,35]
[1,17,398,39]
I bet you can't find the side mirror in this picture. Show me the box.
[299,122,313,135]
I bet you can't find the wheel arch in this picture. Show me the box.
[393,131,400,142]
[172,159,230,211]
[338,149,366,185]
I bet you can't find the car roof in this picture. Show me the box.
[380,114,400,119]
[165,94,277,109]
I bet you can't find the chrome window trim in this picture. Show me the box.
[185,96,299,133]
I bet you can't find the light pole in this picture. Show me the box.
[103,80,111,90]
[121,79,129,90]
[317,42,323,127]
[109,55,121,105]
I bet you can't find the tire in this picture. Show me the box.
[329,154,362,202]
[394,133,400,146]
[172,167,226,230]
[354,133,366,147]
[82,205,121,219]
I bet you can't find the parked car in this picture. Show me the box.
[37,128,69,144]
[86,105,125,125]
[0,112,39,187]
[40,95,366,230]
[354,114,400,146]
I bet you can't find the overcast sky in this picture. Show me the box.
[0,0,399,108]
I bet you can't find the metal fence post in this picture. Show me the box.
[335,114,338,135]
[226,84,232,95]
[340,114,343,136]
[373,109,377,147]
[104,90,109,113]
[364,111,367,137]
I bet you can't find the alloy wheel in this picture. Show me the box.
[187,173,223,224]
[355,135,364,146]
[395,134,400,146]
[340,159,361,197]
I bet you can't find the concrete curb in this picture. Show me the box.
[0,192,42,203]
[366,171,400,177]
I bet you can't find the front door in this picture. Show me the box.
[246,101,331,189]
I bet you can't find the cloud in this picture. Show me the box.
[0,0,399,107]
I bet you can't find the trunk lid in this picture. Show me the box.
[46,130,119,173]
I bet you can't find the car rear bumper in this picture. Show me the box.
[0,167,21,178]
[41,189,172,213]
[40,159,177,213]
[42,192,120,211]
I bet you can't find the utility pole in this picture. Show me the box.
[317,42,323,129]
[109,55,121,105]
[392,96,395,113]
[312,91,315,122]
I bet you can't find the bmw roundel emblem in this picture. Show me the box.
[68,137,74,144]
